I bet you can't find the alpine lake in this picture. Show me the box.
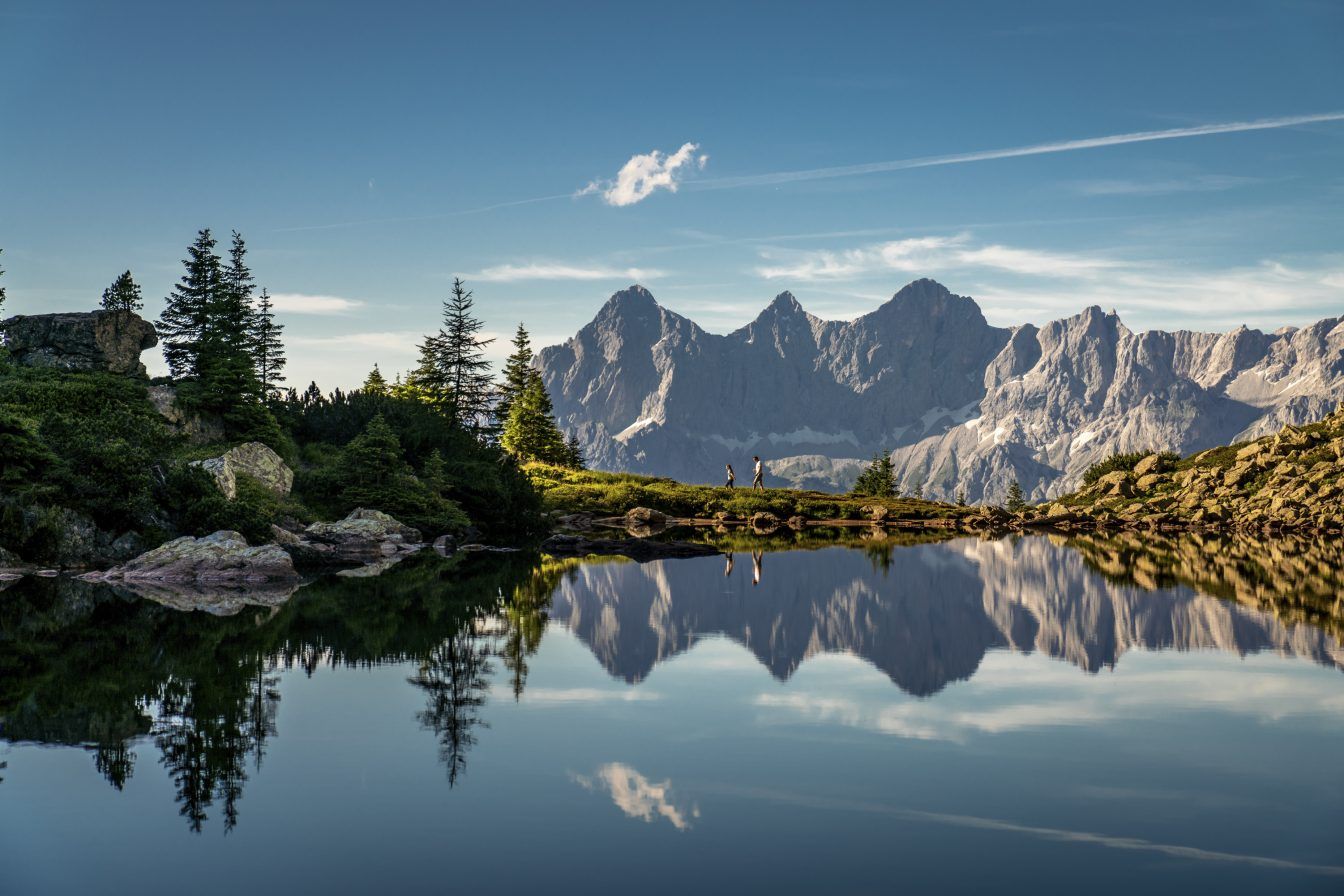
[3,528,1342,895]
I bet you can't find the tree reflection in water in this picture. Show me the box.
[0,551,554,831]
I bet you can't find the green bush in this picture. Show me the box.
[1082,452,1145,485]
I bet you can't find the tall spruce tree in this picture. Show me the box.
[500,372,569,465]
[159,229,222,380]
[563,432,586,470]
[100,270,143,314]
[495,323,534,428]
[196,231,264,414]
[0,248,7,314]
[1005,479,1028,512]
[250,288,286,400]
[413,278,495,433]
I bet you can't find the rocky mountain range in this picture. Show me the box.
[536,280,1344,501]
[545,538,1344,697]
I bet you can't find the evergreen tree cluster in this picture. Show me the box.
[850,449,898,498]
[100,271,143,315]
[496,324,583,468]
[157,229,286,440]
[411,278,495,434]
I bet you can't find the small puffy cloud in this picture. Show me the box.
[572,763,699,830]
[582,142,707,207]
[464,262,666,282]
[266,292,365,314]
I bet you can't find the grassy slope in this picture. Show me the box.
[524,463,970,522]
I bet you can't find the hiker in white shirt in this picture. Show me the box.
[752,456,765,491]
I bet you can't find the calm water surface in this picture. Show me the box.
[2,534,1342,895]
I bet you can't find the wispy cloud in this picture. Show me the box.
[580,142,709,207]
[287,330,423,350]
[753,233,1344,328]
[1071,174,1262,196]
[267,292,365,314]
[463,262,667,283]
[693,111,1344,192]
[756,234,1119,281]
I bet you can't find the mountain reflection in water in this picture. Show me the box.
[0,532,1341,840]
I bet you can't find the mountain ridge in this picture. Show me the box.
[536,280,1344,501]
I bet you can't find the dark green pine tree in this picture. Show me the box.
[195,231,266,424]
[414,278,495,433]
[339,413,420,505]
[362,363,389,396]
[158,229,222,380]
[851,449,897,498]
[249,288,286,400]
[495,323,534,429]
[100,270,143,314]
[0,247,7,314]
[500,372,568,465]
[1005,479,1028,512]
[562,432,586,470]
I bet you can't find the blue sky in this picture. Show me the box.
[2,0,1341,388]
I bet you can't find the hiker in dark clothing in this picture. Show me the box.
[752,456,765,491]
[724,463,735,488]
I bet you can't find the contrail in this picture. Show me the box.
[687,111,1344,191]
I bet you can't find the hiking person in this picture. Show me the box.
[724,463,735,488]
[752,456,765,491]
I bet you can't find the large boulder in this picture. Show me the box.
[83,530,299,583]
[1,310,157,377]
[290,509,423,566]
[190,442,294,499]
[148,384,225,444]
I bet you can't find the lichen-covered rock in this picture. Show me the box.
[291,509,423,566]
[1,310,158,376]
[190,441,293,500]
[84,530,299,583]
[749,511,781,532]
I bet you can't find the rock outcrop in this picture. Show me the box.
[535,281,1344,503]
[147,384,225,444]
[1058,405,1344,534]
[190,441,294,499]
[1,310,158,376]
[82,530,299,584]
[286,508,424,566]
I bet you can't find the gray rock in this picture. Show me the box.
[190,441,293,500]
[291,509,423,566]
[1,310,157,376]
[81,530,298,583]
[148,384,225,444]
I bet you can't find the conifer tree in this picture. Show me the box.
[562,432,586,470]
[956,488,968,506]
[500,372,568,465]
[195,231,264,416]
[495,323,534,428]
[1005,479,1028,512]
[362,364,389,396]
[422,449,449,497]
[339,414,422,509]
[250,288,286,399]
[851,449,897,498]
[100,270,143,314]
[413,278,495,433]
[0,248,8,314]
[159,229,222,380]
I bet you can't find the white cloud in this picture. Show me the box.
[267,292,365,314]
[287,330,425,351]
[464,262,666,282]
[572,763,700,830]
[582,142,707,207]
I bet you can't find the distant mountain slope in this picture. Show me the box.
[536,280,1344,501]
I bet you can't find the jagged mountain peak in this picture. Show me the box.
[768,290,803,312]
[602,283,660,312]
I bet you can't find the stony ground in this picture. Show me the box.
[1047,405,1344,534]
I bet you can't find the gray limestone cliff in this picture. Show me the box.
[536,281,1344,502]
